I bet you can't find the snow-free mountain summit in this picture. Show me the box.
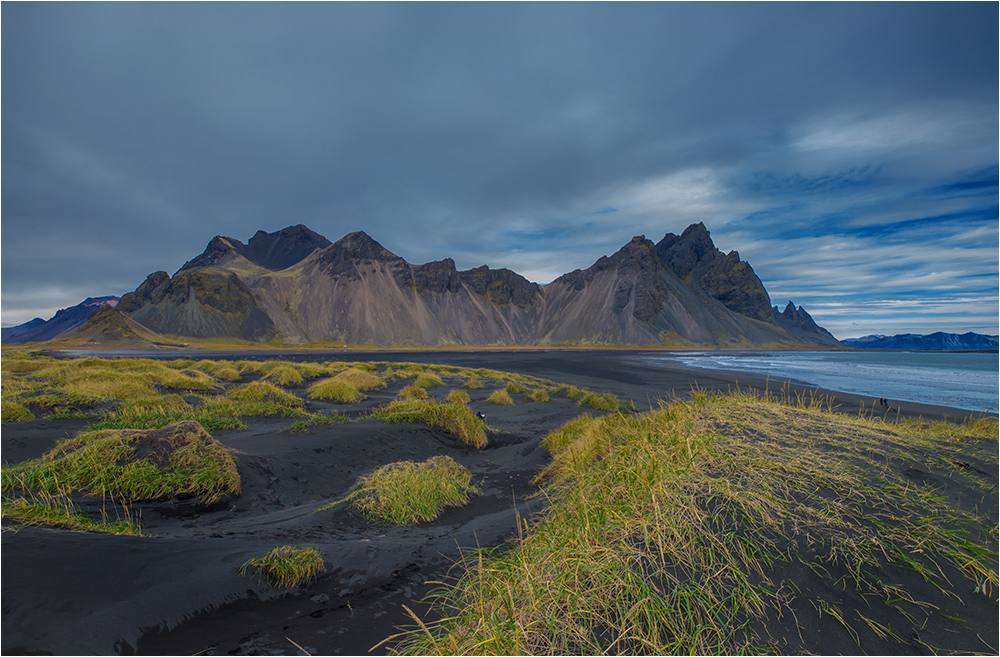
[105,223,838,347]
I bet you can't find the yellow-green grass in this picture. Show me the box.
[332,367,386,392]
[505,381,528,395]
[446,389,471,405]
[222,381,306,415]
[308,379,364,403]
[462,378,485,390]
[2,400,35,422]
[398,384,430,400]
[332,456,478,524]
[235,359,331,383]
[487,389,515,406]
[2,492,142,536]
[1,354,218,418]
[1,420,241,504]
[525,389,550,403]
[414,372,445,389]
[287,413,353,434]
[240,545,326,588]
[577,391,624,413]
[390,391,999,655]
[193,359,242,381]
[373,399,490,448]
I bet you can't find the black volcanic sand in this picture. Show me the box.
[2,350,996,656]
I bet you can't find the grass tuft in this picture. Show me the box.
[399,384,430,400]
[446,389,472,405]
[373,399,490,448]
[2,400,36,422]
[414,372,445,389]
[240,545,326,588]
[331,456,478,525]
[333,368,386,392]
[487,389,515,406]
[525,389,550,403]
[308,379,364,403]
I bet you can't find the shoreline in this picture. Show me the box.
[40,346,996,422]
[2,350,994,655]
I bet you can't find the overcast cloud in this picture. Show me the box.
[2,2,997,338]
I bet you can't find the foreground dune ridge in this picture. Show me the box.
[0,351,996,655]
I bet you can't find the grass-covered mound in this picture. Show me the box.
[391,391,998,655]
[334,456,478,525]
[332,367,386,392]
[308,378,364,403]
[487,389,515,406]
[240,545,326,588]
[373,399,490,449]
[2,420,241,504]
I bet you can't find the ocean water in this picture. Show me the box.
[644,351,999,413]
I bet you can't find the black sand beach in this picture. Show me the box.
[2,350,996,655]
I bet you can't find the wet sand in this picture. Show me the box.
[2,350,995,655]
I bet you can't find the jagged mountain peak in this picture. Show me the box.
[181,225,332,273]
[656,222,720,279]
[328,231,400,261]
[243,225,331,271]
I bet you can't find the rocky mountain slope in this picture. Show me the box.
[107,223,838,347]
[842,332,999,351]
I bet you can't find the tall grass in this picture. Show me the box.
[373,399,490,448]
[327,456,478,524]
[240,545,326,588]
[390,391,999,655]
[487,389,515,406]
[2,420,241,503]
[308,379,364,403]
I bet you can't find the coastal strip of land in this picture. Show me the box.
[1,349,995,655]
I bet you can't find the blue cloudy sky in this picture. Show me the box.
[2,2,997,339]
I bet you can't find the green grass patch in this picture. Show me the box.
[2,420,241,503]
[373,399,490,448]
[398,384,429,400]
[487,389,515,406]
[505,381,528,395]
[577,391,623,413]
[446,389,471,405]
[308,379,364,403]
[222,381,306,416]
[462,378,485,390]
[240,545,326,588]
[287,414,352,434]
[333,367,386,392]
[389,391,999,655]
[2,400,35,422]
[525,389,550,403]
[414,372,445,389]
[329,456,478,524]
[2,493,142,536]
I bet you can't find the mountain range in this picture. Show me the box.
[7,223,844,348]
[841,332,999,351]
[1,296,120,344]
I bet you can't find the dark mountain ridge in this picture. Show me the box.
[46,223,840,348]
[1,296,120,344]
[842,332,999,351]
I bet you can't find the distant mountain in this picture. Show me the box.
[110,222,839,348]
[1,318,46,342]
[842,332,999,351]
[55,304,166,348]
[1,296,120,344]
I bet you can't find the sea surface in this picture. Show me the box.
[645,350,999,413]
